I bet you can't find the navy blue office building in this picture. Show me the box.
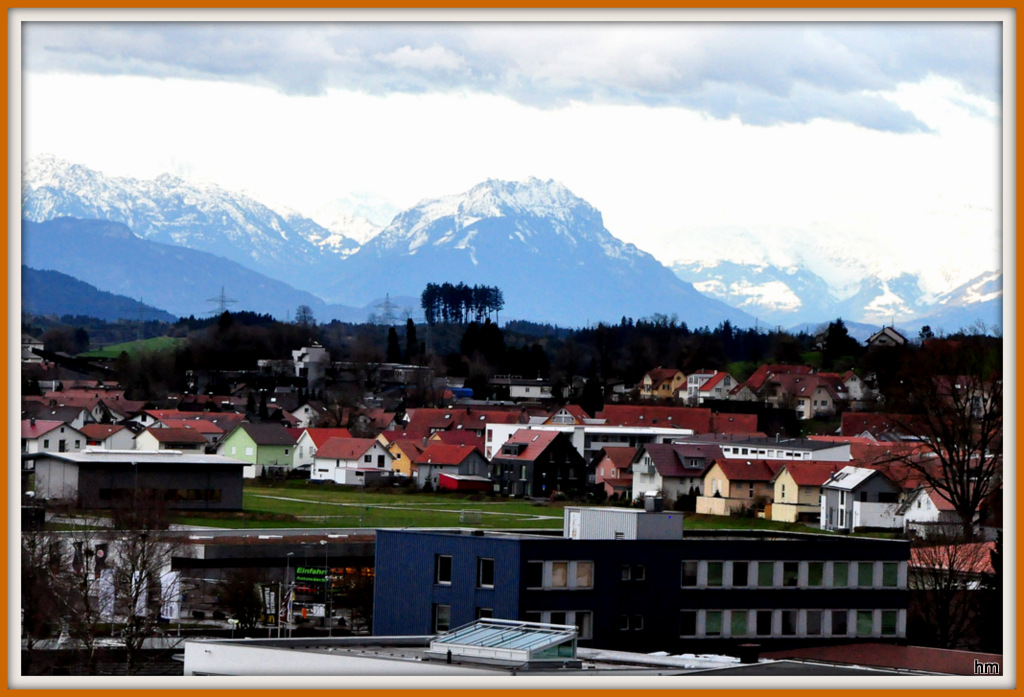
[373,523,911,654]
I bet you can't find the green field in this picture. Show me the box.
[167,481,844,535]
[171,481,568,530]
[82,336,186,359]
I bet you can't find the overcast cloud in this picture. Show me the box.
[22,21,1000,133]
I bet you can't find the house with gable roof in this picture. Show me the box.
[639,367,685,400]
[898,484,983,540]
[79,423,135,450]
[696,458,784,517]
[312,436,394,485]
[630,442,720,508]
[413,442,490,491]
[589,445,637,500]
[820,466,903,533]
[21,419,88,454]
[134,426,209,452]
[216,422,297,478]
[769,461,842,523]
[489,429,587,498]
[292,427,354,468]
[382,437,425,477]
[693,371,737,404]
[866,326,908,349]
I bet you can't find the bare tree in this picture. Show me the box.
[887,338,1002,541]
[908,527,997,649]
[106,492,192,674]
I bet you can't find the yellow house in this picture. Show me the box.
[769,461,840,524]
[696,459,781,516]
[383,437,425,477]
[639,368,685,400]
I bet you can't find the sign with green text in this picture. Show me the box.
[295,566,328,585]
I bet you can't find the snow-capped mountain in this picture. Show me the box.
[672,260,1002,334]
[320,178,758,328]
[21,155,361,290]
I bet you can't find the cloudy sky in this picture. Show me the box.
[17,10,1006,295]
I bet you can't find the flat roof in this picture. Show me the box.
[33,449,244,465]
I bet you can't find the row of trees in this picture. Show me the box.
[420,283,505,325]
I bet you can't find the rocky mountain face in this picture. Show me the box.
[21,156,1000,333]
[21,155,362,292]
[318,178,758,328]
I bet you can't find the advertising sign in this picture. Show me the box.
[259,583,279,627]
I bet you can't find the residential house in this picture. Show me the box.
[694,372,738,404]
[630,443,720,509]
[21,419,88,454]
[21,402,93,431]
[159,418,226,448]
[590,446,637,500]
[696,459,783,517]
[639,367,685,401]
[311,437,394,486]
[79,423,135,450]
[769,462,842,524]
[684,366,716,405]
[898,485,978,539]
[216,423,297,478]
[290,401,329,429]
[293,427,354,468]
[820,466,903,533]
[134,427,209,452]
[384,438,426,478]
[22,333,44,363]
[762,373,842,420]
[866,326,908,349]
[489,375,560,402]
[542,405,593,426]
[489,430,587,498]
[414,443,490,491]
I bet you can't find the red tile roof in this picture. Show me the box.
[79,424,128,440]
[594,446,638,470]
[314,437,379,461]
[414,443,483,466]
[21,419,66,438]
[492,429,560,461]
[301,428,355,447]
[910,541,997,576]
[711,458,784,482]
[141,427,209,444]
[775,461,842,486]
[596,405,711,431]
[159,419,225,435]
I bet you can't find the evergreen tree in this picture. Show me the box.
[405,319,418,363]
[387,326,402,363]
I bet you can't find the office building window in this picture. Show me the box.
[856,610,874,636]
[477,558,494,588]
[707,561,724,587]
[527,561,594,589]
[882,562,899,587]
[576,561,594,588]
[705,610,722,637]
[857,562,874,587]
[730,610,748,637]
[781,610,798,636]
[881,610,898,636]
[731,561,749,587]
[621,564,631,581]
[831,610,848,636]
[782,561,799,587]
[552,562,568,588]
[633,565,646,581]
[681,561,699,587]
[435,555,452,585]
[832,562,849,587]
[807,561,824,587]
[550,611,567,626]
[680,610,697,637]
[476,607,493,619]
[806,610,823,636]
[433,604,451,633]
[757,561,774,587]
[755,610,773,636]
